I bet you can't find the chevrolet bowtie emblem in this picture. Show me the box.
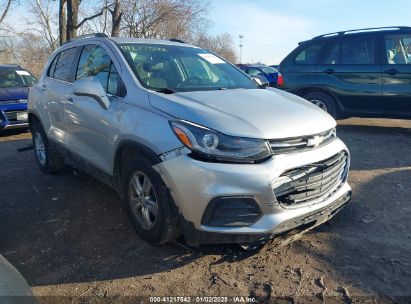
[307,135,323,147]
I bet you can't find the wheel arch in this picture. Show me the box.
[28,112,41,129]
[113,140,162,179]
[295,87,345,118]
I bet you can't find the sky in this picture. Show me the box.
[208,0,411,64]
[3,0,411,65]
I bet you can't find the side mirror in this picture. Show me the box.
[251,75,269,89]
[73,77,110,109]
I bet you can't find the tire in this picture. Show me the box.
[31,121,64,173]
[123,155,179,245]
[303,92,338,118]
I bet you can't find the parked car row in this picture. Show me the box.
[237,64,279,87]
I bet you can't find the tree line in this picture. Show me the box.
[0,0,237,76]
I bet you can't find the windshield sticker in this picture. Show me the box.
[16,70,30,76]
[198,53,225,64]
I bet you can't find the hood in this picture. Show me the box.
[0,87,29,102]
[149,88,336,139]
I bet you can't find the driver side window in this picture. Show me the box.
[76,44,122,95]
[385,34,411,65]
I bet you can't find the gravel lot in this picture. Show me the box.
[1,118,410,303]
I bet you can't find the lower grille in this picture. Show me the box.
[201,197,262,227]
[273,151,348,207]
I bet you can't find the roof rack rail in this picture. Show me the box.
[169,38,185,43]
[313,26,411,40]
[63,33,108,45]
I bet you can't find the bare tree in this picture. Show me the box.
[27,0,58,51]
[192,32,237,63]
[0,0,12,26]
[109,0,122,36]
[0,34,51,76]
[59,0,67,45]
[59,0,108,44]
[120,0,208,39]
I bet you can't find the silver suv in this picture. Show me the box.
[28,34,352,246]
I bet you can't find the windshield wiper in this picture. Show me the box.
[154,88,176,94]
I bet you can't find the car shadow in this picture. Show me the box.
[0,129,30,137]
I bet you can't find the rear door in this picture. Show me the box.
[382,32,411,115]
[44,47,79,146]
[316,34,383,113]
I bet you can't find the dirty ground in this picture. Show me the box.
[0,118,410,303]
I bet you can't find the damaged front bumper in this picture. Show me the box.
[154,138,352,245]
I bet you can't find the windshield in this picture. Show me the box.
[120,44,257,92]
[260,66,278,74]
[0,68,36,89]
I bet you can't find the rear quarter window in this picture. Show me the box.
[47,54,60,78]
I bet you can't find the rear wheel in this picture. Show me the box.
[123,155,179,245]
[303,92,338,118]
[31,121,64,173]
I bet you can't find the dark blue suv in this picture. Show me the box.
[239,65,279,87]
[0,65,36,130]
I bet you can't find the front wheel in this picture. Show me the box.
[123,155,179,245]
[303,92,338,118]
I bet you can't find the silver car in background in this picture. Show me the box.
[28,33,351,246]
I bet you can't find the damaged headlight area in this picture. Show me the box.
[170,120,272,163]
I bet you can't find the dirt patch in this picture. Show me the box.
[0,118,410,303]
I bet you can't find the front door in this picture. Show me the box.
[64,44,123,174]
[382,32,411,115]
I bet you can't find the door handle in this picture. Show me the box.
[323,69,335,74]
[384,69,398,75]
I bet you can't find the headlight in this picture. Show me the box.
[170,120,272,163]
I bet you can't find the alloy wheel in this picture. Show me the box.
[310,99,328,112]
[129,171,159,230]
[34,131,47,166]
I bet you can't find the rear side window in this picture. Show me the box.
[341,36,375,64]
[53,48,78,82]
[294,42,324,64]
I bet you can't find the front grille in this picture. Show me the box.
[269,128,336,154]
[273,151,348,207]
